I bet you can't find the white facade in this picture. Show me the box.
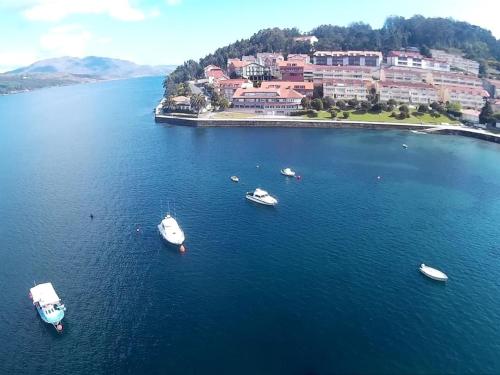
[323,81,371,100]
[380,67,430,84]
[430,71,483,88]
[439,86,488,109]
[386,51,450,72]
[307,65,376,84]
[461,109,480,124]
[313,51,382,67]
[378,82,438,104]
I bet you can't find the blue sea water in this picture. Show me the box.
[1,77,500,374]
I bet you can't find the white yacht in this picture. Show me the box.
[158,214,185,246]
[420,264,448,282]
[280,168,296,177]
[246,188,278,206]
[230,176,239,182]
[29,282,66,332]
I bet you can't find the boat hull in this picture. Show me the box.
[420,265,448,281]
[158,223,185,245]
[245,195,277,206]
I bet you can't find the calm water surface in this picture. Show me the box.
[1,77,500,374]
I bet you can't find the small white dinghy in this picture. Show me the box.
[420,264,448,282]
[281,167,296,177]
[402,144,408,149]
[230,176,239,182]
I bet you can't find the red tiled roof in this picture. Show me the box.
[314,50,382,57]
[229,60,250,68]
[322,79,372,86]
[277,60,306,68]
[233,87,304,99]
[261,81,313,90]
[307,65,375,72]
[379,80,436,89]
[388,50,423,58]
[444,85,489,96]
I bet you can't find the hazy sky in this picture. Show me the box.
[0,0,499,72]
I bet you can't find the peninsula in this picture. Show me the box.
[156,16,500,132]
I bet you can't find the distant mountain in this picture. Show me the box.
[0,56,176,95]
[7,56,175,79]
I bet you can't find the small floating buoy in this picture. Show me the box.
[377,176,381,180]
[56,324,63,332]
[296,175,302,180]
[90,214,94,219]
[179,244,186,253]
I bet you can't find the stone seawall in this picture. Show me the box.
[154,115,435,131]
[154,114,500,144]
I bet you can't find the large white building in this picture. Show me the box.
[323,80,372,100]
[313,51,382,67]
[306,65,376,84]
[232,87,304,114]
[386,51,450,72]
[379,67,430,84]
[378,81,439,104]
[429,71,483,88]
[439,85,489,109]
[430,49,480,76]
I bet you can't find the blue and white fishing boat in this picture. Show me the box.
[29,282,66,332]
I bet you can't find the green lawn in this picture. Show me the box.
[305,110,459,125]
[212,111,258,119]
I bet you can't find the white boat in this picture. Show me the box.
[158,214,185,245]
[29,282,66,332]
[230,176,239,182]
[420,264,448,282]
[402,144,408,149]
[280,167,296,177]
[246,188,278,206]
[411,130,427,135]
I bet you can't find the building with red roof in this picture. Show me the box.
[232,86,304,114]
[323,80,373,100]
[313,51,382,67]
[277,60,306,81]
[261,81,313,97]
[216,78,253,100]
[377,81,439,104]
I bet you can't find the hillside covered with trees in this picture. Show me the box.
[164,15,500,94]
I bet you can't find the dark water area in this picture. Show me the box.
[1,77,500,374]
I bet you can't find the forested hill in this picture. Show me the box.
[164,15,500,92]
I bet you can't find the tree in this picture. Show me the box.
[329,108,337,119]
[479,101,494,124]
[360,101,372,112]
[336,99,347,110]
[430,101,444,112]
[446,101,462,115]
[322,96,335,110]
[218,97,230,110]
[399,104,410,114]
[311,98,324,111]
[387,99,397,107]
[418,104,429,113]
[301,97,311,109]
[371,103,383,113]
[162,96,176,112]
[313,85,323,99]
[343,111,350,119]
[348,98,359,108]
[190,94,207,114]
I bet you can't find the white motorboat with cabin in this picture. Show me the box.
[29,282,66,332]
[230,176,239,182]
[419,264,448,282]
[280,167,296,177]
[158,214,185,246]
[246,188,278,206]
